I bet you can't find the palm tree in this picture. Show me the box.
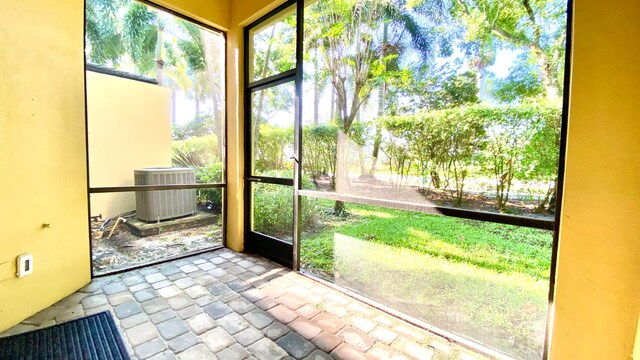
[369,0,447,176]
[85,0,126,65]
[86,0,224,126]
[178,21,225,144]
[308,0,442,214]
[122,2,166,84]
[248,14,297,144]
[86,0,168,84]
[163,58,194,125]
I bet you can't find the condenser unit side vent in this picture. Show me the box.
[134,168,197,222]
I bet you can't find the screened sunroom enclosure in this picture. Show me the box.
[244,0,569,359]
[86,0,227,276]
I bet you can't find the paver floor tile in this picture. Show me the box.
[1,249,490,360]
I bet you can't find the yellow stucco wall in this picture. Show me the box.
[549,0,640,358]
[0,0,228,333]
[0,1,90,331]
[225,0,287,252]
[87,71,172,219]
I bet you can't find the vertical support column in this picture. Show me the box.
[225,25,245,252]
[292,0,304,271]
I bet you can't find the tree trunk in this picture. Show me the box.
[155,26,165,85]
[170,89,177,125]
[369,24,388,177]
[358,147,366,176]
[547,186,557,213]
[155,22,166,86]
[333,131,350,217]
[369,126,381,176]
[430,170,441,189]
[531,44,558,100]
[201,29,224,145]
[330,88,335,122]
[535,180,557,213]
[521,0,560,100]
[534,185,552,213]
[476,62,488,100]
[369,84,385,176]
[313,48,320,125]
[335,131,350,193]
[333,200,346,216]
[452,161,466,207]
[496,159,514,212]
[252,25,278,144]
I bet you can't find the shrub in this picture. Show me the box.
[172,114,215,140]
[303,124,337,187]
[381,102,560,209]
[382,108,486,205]
[253,183,293,238]
[172,134,220,166]
[171,134,223,212]
[196,163,223,212]
[478,103,561,211]
[253,171,318,238]
[255,124,294,174]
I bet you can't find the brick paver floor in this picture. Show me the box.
[0,249,489,360]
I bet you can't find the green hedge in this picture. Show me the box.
[195,163,223,212]
[253,170,319,238]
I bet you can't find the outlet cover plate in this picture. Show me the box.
[16,254,33,278]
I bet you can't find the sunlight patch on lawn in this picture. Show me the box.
[351,208,397,219]
[332,232,545,291]
[326,232,548,357]
[406,226,460,251]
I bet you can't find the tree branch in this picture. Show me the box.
[490,27,526,47]
[522,0,542,45]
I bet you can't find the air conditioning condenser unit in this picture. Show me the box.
[134,168,197,222]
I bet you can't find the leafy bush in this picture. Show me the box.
[255,124,294,174]
[253,171,318,238]
[253,183,293,238]
[380,124,415,193]
[172,134,220,167]
[172,114,216,140]
[303,124,338,187]
[382,106,486,205]
[173,148,205,168]
[381,102,561,209]
[172,133,223,212]
[478,103,561,211]
[518,106,561,212]
[195,163,223,212]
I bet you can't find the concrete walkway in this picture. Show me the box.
[1,249,489,360]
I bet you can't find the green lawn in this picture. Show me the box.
[301,201,553,280]
[300,201,553,359]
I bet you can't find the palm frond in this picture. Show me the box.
[172,148,205,168]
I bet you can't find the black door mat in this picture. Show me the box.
[0,310,130,360]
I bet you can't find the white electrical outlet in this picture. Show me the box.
[16,254,33,278]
